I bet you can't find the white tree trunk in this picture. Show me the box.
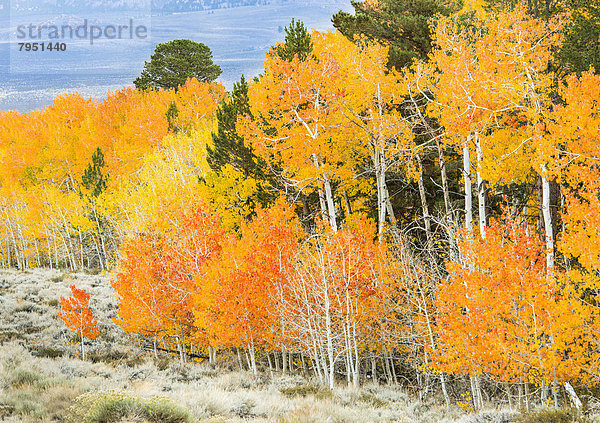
[476,134,487,239]
[80,323,85,361]
[375,149,389,237]
[323,175,338,232]
[352,322,360,389]
[541,167,555,272]
[248,342,258,376]
[464,141,473,233]
[326,314,335,389]
[564,382,582,409]
[312,153,338,232]
[318,185,328,225]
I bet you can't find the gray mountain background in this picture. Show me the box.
[1,0,351,112]
[11,0,294,14]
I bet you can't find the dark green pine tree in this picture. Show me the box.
[207,20,317,217]
[557,0,600,74]
[206,75,275,211]
[332,0,460,70]
[166,101,179,133]
[274,18,313,61]
[484,0,562,20]
[134,39,222,91]
[81,147,108,198]
[207,75,263,178]
[81,148,112,269]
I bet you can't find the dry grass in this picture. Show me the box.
[0,269,593,423]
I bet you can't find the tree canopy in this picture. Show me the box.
[134,39,222,90]
[333,0,460,69]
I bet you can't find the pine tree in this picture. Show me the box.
[332,0,459,70]
[558,0,600,74]
[81,147,108,198]
[166,101,179,133]
[208,19,314,177]
[134,39,222,91]
[207,76,260,177]
[274,18,313,62]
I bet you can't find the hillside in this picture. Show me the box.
[0,269,520,422]
[10,0,292,14]
[1,1,600,421]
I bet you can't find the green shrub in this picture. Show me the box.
[67,391,193,423]
[145,396,194,422]
[88,350,128,364]
[9,368,63,391]
[47,298,61,307]
[280,384,333,400]
[518,408,584,423]
[358,392,387,408]
[36,346,64,358]
[10,369,43,388]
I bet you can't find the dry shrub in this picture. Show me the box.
[280,384,333,400]
[66,391,193,423]
[518,408,584,423]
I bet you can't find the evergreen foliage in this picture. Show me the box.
[166,101,179,133]
[134,39,222,90]
[81,148,108,198]
[332,0,460,70]
[559,0,600,74]
[207,76,258,176]
[274,18,313,61]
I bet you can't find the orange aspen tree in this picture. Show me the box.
[548,70,600,276]
[195,199,301,373]
[429,7,565,407]
[113,201,224,363]
[112,231,172,338]
[546,71,600,385]
[162,201,224,362]
[430,6,564,237]
[58,285,99,360]
[435,216,588,394]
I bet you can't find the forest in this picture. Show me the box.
[1,0,600,416]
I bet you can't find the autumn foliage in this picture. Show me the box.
[58,285,99,360]
[3,0,600,408]
[436,217,589,383]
